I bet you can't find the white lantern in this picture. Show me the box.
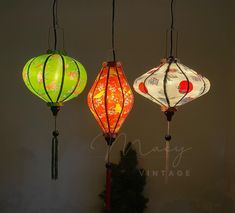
[133,58,210,110]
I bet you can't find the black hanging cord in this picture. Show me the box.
[111,0,116,61]
[169,0,174,57]
[52,0,59,50]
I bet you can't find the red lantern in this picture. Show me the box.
[87,61,134,212]
[87,1,134,211]
[87,61,134,141]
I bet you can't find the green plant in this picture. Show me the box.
[100,142,149,213]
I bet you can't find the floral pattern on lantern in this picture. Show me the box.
[133,58,210,108]
[23,53,87,106]
[87,61,134,134]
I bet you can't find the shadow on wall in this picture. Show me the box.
[159,190,235,213]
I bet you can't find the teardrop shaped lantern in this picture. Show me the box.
[22,0,87,180]
[133,0,210,183]
[87,0,134,211]
[87,61,134,140]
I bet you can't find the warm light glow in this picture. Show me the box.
[87,61,134,134]
[133,58,210,109]
[23,53,87,106]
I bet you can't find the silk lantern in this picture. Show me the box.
[22,0,87,179]
[87,0,134,211]
[87,61,134,141]
[87,61,134,211]
[134,58,210,110]
[133,0,210,183]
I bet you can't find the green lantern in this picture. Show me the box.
[23,53,87,180]
[22,53,87,107]
[22,0,87,180]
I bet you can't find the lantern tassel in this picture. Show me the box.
[105,161,112,212]
[165,121,171,184]
[50,106,60,180]
[165,141,170,184]
[52,130,59,180]
[164,108,174,183]
[105,140,113,213]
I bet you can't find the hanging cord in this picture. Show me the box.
[169,0,174,57]
[165,0,178,58]
[52,0,59,50]
[48,0,66,52]
[111,0,116,61]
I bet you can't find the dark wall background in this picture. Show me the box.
[0,0,234,212]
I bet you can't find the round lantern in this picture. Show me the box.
[133,57,210,111]
[22,0,88,180]
[22,52,87,180]
[87,61,134,143]
[23,53,87,108]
